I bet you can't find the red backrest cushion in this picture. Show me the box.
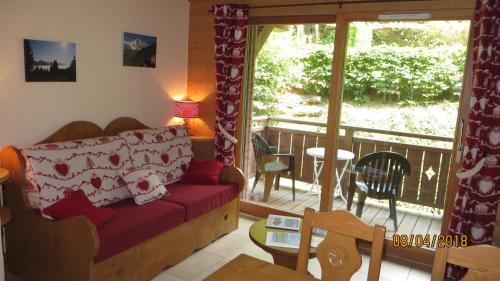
[43,190,116,227]
[181,160,225,185]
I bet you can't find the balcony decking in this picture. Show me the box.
[245,177,443,240]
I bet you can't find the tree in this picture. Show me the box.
[24,40,35,79]
[50,60,59,74]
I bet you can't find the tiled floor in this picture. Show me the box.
[6,216,432,281]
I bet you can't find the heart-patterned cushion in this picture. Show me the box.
[119,126,193,186]
[120,168,167,205]
[21,136,133,211]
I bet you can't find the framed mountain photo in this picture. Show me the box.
[123,32,157,68]
[24,39,76,82]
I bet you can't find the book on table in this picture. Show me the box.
[265,232,324,249]
[266,214,301,231]
[265,214,328,236]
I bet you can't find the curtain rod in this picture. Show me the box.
[208,0,427,13]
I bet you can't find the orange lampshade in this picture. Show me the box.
[174,100,200,118]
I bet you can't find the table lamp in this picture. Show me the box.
[174,100,200,135]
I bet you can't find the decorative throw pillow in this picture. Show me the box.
[21,136,133,211]
[119,126,193,186]
[43,190,116,227]
[120,168,167,205]
[181,160,225,185]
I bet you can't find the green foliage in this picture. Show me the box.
[253,48,299,116]
[372,23,469,47]
[252,23,468,116]
[343,46,466,104]
[300,50,333,97]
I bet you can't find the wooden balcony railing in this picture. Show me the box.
[249,116,454,210]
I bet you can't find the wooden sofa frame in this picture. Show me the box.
[0,117,245,281]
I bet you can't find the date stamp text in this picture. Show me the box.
[392,234,468,248]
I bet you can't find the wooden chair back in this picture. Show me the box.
[354,151,410,198]
[431,244,500,281]
[297,208,386,281]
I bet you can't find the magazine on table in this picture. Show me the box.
[313,227,327,236]
[265,232,324,249]
[266,214,301,231]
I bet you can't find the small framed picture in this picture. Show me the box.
[123,32,157,68]
[24,39,76,82]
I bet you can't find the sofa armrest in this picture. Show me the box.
[10,211,100,281]
[0,146,100,281]
[220,166,245,193]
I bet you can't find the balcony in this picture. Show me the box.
[244,116,452,238]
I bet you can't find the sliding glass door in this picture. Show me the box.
[328,18,471,245]
[240,20,337,215]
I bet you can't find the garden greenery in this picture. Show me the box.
[254,45,465,115]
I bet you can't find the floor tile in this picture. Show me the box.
[151,271,187,281]
[166,251,223,281]
[380,259,411,281]
[225,241,273,263]
[191,259,230,281]
[234,215,255,237]
[407,267,431,281]
[203,232,249,258]
[351,271,368,281]
[307,258,322,279]
[358,254,370,273]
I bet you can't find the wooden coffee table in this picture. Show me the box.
[249,218,316,269]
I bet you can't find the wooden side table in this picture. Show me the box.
[249,219,316,270]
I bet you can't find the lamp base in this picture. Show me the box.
[183,118,193,136]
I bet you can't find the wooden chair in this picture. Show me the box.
[346,151,410,231]
[297,208,386,281]
[251,132,296,202]
[431,244,500,281]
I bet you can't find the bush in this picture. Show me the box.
[298,46,465,103]
[252,48,299,116]
[343,46,466,104]
[300,50,333,97]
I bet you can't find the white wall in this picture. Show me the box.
[0,0,189,147]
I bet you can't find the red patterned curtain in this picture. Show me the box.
[447,0,500,278]
[213,4,249,165]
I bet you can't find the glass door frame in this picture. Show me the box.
[323,8,475,264]
[237,15,338,218]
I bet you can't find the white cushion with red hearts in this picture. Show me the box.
[120,168,167,205]
[21,136,133,210]
[119,126,193,186]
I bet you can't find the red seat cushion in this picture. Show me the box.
[163,183,239,221]
[95,199,185,262]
